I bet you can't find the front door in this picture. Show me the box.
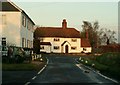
[65,45,69,53]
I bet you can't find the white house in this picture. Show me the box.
[0,0,35,48]
[34,19,92,53]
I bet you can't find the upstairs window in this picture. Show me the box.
[2,14,7,25]
[22,15,26,27]
[54,46,59,50]
[54,38,60,41]
[71,39,77,42]
[71,47,77,50]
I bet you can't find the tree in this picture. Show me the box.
[81,21,117,47]
[99,28,117,45]
[81,21,100,48]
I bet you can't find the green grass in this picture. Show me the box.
[2,62,46,71]
[79,52,120,81]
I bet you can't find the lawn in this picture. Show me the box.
[2,55,47,71]
[2,62,46,71]
[78,52,120,81]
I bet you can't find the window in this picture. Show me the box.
[54,46,59,50]
[71,39,77,42]
[83,48,87,51]
[22,15,26,27]
[24,38,26,47]
[30,41,33,48]
[2,37,6,46]
[71,47,77,50]
[27,20,29,29]
[22,38,26,48]
[27,40,30,48]
[54,38,60,41]
[40,46,44,49]
[2,14,7,25]
[22,38,24,47]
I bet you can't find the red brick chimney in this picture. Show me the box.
[62,19,67,29]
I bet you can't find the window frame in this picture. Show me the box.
[71,38,77,42]
[71,46,77,50]
[53,46,60,50]
[54,38,60,42]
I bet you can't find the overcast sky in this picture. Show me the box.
[11,0,119,42]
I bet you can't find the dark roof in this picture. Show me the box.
[1,1,35,25]
[1,2,19,11]
[81,38,91,47]
[34,27,81,38]
[40,42,51,46]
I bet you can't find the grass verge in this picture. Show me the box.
[2,55,47,71]
[78,52,120,81]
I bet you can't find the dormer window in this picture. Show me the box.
[54,38,60,41]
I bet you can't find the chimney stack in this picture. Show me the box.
[62,19,67,29]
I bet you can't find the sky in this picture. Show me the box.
[11,0,119,42]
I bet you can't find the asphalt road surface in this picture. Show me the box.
[29,54,119,85]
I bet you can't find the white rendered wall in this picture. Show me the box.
[40,37,81,53]
[20,13,34,48]
[1,12,34,48]
[40,45,51,53]
[1,12,21,47]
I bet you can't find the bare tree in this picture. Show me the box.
[81,21,117,47]
[99,28,117,45]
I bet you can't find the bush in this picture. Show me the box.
[96,52,120,66]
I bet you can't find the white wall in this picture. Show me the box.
[20,13,34,48]
[40,45,51,53]
[1,12,21,47]
[40,37,81,53]
[1,12,34,48]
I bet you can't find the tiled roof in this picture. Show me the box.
[81,38,91,47]
[40,42,51,46]
[1,1,35,25]
[34,27,81,38]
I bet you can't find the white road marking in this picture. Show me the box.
[97,72,118,83]
[32,76,37,80]
[24,82,30,85]
[37,58,49,75]
[75,60,118,84]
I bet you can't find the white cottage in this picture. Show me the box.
[34,19,92,53]
[0,0,35,48]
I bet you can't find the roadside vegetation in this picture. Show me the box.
[2,54,47,71]
[78,52,120,81]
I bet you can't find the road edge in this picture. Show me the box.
[75,58,119,84]
[24,57,49,85]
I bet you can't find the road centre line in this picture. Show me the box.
[24,82,31,85]
[37,58,49,74]
[32,76,37,80]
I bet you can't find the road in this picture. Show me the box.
[29,54,119,85]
